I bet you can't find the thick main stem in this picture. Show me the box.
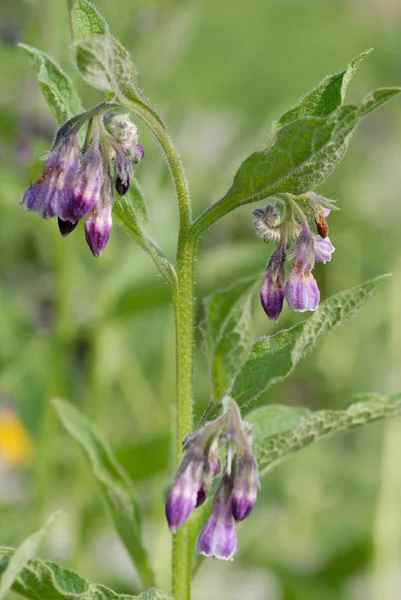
[125,95,194,597]
[172,236,195,600]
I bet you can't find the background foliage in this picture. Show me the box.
[1,0,401,599]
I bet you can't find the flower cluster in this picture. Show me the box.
[165,397,259,561]
[254,192,336,320]
[22,111,144,257]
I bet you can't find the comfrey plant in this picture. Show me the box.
[2,3,401,600]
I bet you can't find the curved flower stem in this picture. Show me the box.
[122,98,192,234]
[123,97,194,599]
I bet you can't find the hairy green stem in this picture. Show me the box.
[172,236,196,600]
[123,99,192,234]
[124,97,195,598]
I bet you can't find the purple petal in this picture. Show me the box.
[285,272,320,312]
[313,235,335,264]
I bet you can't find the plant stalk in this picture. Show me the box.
[125,95,195,598]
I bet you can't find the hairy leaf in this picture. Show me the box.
[70,0,139,101]
[274,49,372,130]
[70,0,108,41]
[113,184,176,291]
[231,274,390,406]
[0,514,58,600]
[201,278,258,402]
[53,399,154,588]
[248,393,401,475]
[0,549,173,600]
[191,88,401,237]
[19,44,83,125]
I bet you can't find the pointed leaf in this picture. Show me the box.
[0,514,58,600]
[70,0,108,41]
[53,399,154,589]
[19,44,83,125]
[192,88,401,237]
[0,549,173,600]
[275,49,372,130]
[201,277,258,401]
[113,182,176,291]
[248,393,401,475]
[231,274,390,406]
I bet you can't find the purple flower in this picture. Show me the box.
[313,235,335,264]
[197,481,238,560]
[166,466,201,531]
[22,134,80,219]
[70,143,104,221]
[285,228,320,312]
[285,272,320,312]
[84,203,113,258]
[231,451,259,522]
[260,247,286,321]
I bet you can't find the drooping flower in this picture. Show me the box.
[285,228,320,312]
[84,175,114,258]
[70,138,104,221]
[260,246,286,321]
[22,132,80,219]
[197,477,238,561]
[166,453,205,532]
[231,450,259,522]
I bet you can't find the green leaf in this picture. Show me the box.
[274,49,372,130]
[113,184,177,292]
[201,277,258,402]
[53,398,155,589]
[0,549,173,600]
[19,44,83,125]
[113,178,149,239]
[231,274,390,406]
[0,514,58,600]
[191,87,401,237]
[70,0,139,101]
[70,0,108,41]
[248,393,401,475]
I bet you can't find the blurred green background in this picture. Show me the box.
[1,0,401,598]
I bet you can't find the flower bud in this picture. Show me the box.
[285,228,320,312]
[313,235,335,264]
[260,246,286,321]
[84,176,113,258]
[253,205,281,242]
[103,113,139,158]
[114,150,132,197]
[166,451,205,532]
[22,132,80,219]
[197,478,238,561]
[231,450,259,522]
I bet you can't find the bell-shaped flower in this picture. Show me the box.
[231,450,259,522]
[70,141,104,221]
[22,133,80,219]
[197,478,238,561]
[84,175,113,258]
[285,228,320,312]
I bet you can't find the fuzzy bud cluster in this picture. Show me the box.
[21,111,144,257]
[256,192,336,320]
[165,398,259,561]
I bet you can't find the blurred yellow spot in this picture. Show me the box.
[0,407,34,468]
